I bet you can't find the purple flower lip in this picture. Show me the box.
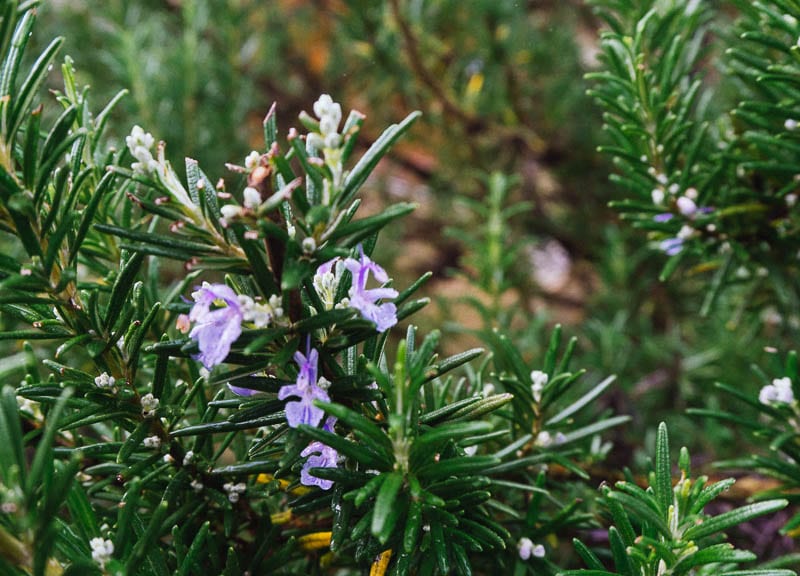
[278,342,329,428]
[654,213,674,222]
[300,416,339,490]
[188,283,243,369]
[343,247,399,333]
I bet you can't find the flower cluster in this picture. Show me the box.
[535,430,566,448]
[263,345,340,490]
[517,537,545,560]
[312,248,399,332]
[307,94,343,152]
[659,225,696,256]
[141,393,159,418]
[94,372,117,392]
[220,183,263,221]
[306,94,352,203]
[313,258,349,311]
[223,482,247,503]
[125,125,157,175]
[759,377,795,406]
[650,183,718,256]
[188,283,283,369]
[530,370,548,403]
[90,537,115,568]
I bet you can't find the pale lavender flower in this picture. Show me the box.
[676,196,697,217]
[300,416,339,490]
[343,247,399,333]
[759,377,795,406]
[189,283,243,369]
[659,225,696,256]
[659,237,684,256]
[278,344,330,427]
[517,537,545,560]
[227,383,259,397]
[654,213,674,223]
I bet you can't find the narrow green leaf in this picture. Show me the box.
[299,424,392,469]
[655,422,672,514]
[559,415,631,445]
[104,252,145,331]
[683,499,788,540]
[546,375,616,426]
[25,387,73,500]
[543,324,562,375]
[0,386,25,486]
[340,111,421,206]
[70,170,116,263]
[314,401,392,454]
[176,521,211,576]
[572,538,605,570]
[372,472,404,543]
[95,223,217,255]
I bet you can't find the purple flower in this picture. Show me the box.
[300,417,339,490]
[227,383,259,397]
[278,345,330,427]
[343,247,399,333]
[654,213,674,223]
[659,237,684,256]
[189,283,243,369]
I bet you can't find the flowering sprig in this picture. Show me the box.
[124,125,202,221]
[125,125,157,175]
[306,94,345,203]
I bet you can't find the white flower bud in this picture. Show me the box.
[302,237,317,254]
[651,188,665,205]
[245,151,261,171]
[677,225,695,240]
[143,435,161,449]
[220,204,242,219]
[243,187,261,209]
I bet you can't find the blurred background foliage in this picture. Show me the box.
[22,0,793,486]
